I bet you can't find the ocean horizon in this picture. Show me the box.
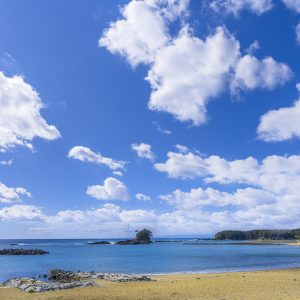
[1,239,300,282]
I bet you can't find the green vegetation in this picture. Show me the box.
[135,229,153,243]
[215,229,300,240]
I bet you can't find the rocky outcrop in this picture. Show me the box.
[0,278,93,293]
[102,273,152,282]
[0,270,153,293]
[0,248,49,255]
[116,239,152,245]
[87,241,111,245]
[116,229,153,245]
[48,269,153,283]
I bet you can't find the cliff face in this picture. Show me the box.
[215,229,300,240]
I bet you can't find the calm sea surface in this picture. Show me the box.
[1,239,300,281]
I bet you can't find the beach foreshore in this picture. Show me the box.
[1,268,300,300]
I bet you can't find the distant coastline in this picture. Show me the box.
[215,228,300,241]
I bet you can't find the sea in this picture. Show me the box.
[1,239,300,281]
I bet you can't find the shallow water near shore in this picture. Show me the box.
[1,239,300,281]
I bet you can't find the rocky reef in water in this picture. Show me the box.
[0,248,49,255]
[87,241,111,245]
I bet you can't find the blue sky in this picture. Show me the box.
[0,0,300,238]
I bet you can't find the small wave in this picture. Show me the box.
[9,243,29,246]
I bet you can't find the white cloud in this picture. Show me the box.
[245,40,260,54]
[155,149,300,196]
[0,182,31,203]
[0,205,44,221]
[147,26,241,125]
[100,1,291,126]
[154,150,208,179]
[119,209,156,223]
[113,171,123,177]
[0,72,60,152]
[283,0,300,13]
[160,186,275,210]
[232,55,292,92]
[153,121,172,135]
[131,143,155,161]
[175,144,189,153]
[258,99,300,141]
[135,193,151,201]
[0,159,13,166]
[99,0,171,66]
[210,0,273,16]
[258,85,300,141]
[86,177,129,201]
[296,23,300,44]
[68,146,126,170]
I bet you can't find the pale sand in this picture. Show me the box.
[2,269,300,299]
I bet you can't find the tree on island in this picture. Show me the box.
[116,229,153,245]
[135,229,153,243]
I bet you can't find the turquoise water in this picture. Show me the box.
[1,239,300,281]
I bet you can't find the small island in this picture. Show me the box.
[116,229,153,245]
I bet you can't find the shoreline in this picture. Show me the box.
[2,268,300,299]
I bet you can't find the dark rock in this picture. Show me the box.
[0,248,49,255]
[116,229,153,245]
[87,241,111,245]
[0,277,93,292]
[0,270,154,293]
[48,270,82,283]
[116,239,152,245]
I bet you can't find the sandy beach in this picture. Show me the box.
[1,268,300,300]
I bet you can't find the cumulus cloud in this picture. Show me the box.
[131,143,155,161]
[0,182,31,203]
[154,150,208,179]
[100,1,291,126]
[68,146,126,170]
[155,149,300,196]
[0,205,44,221]
[257,85,300,141]
[135,193,151,201]
[283,0,300,13]
[147,27,241,125]
[160,187,275,210]
[119,209,156,223]
[99,0,177,66]
[86,177,129,201]
[210,0,273,16]
[232,55,292,92]
[0,72,60,152]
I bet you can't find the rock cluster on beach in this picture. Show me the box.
[0,269,153,293]
[0,277,93,293]
[0,248,49,255]
[49,269,153,283]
